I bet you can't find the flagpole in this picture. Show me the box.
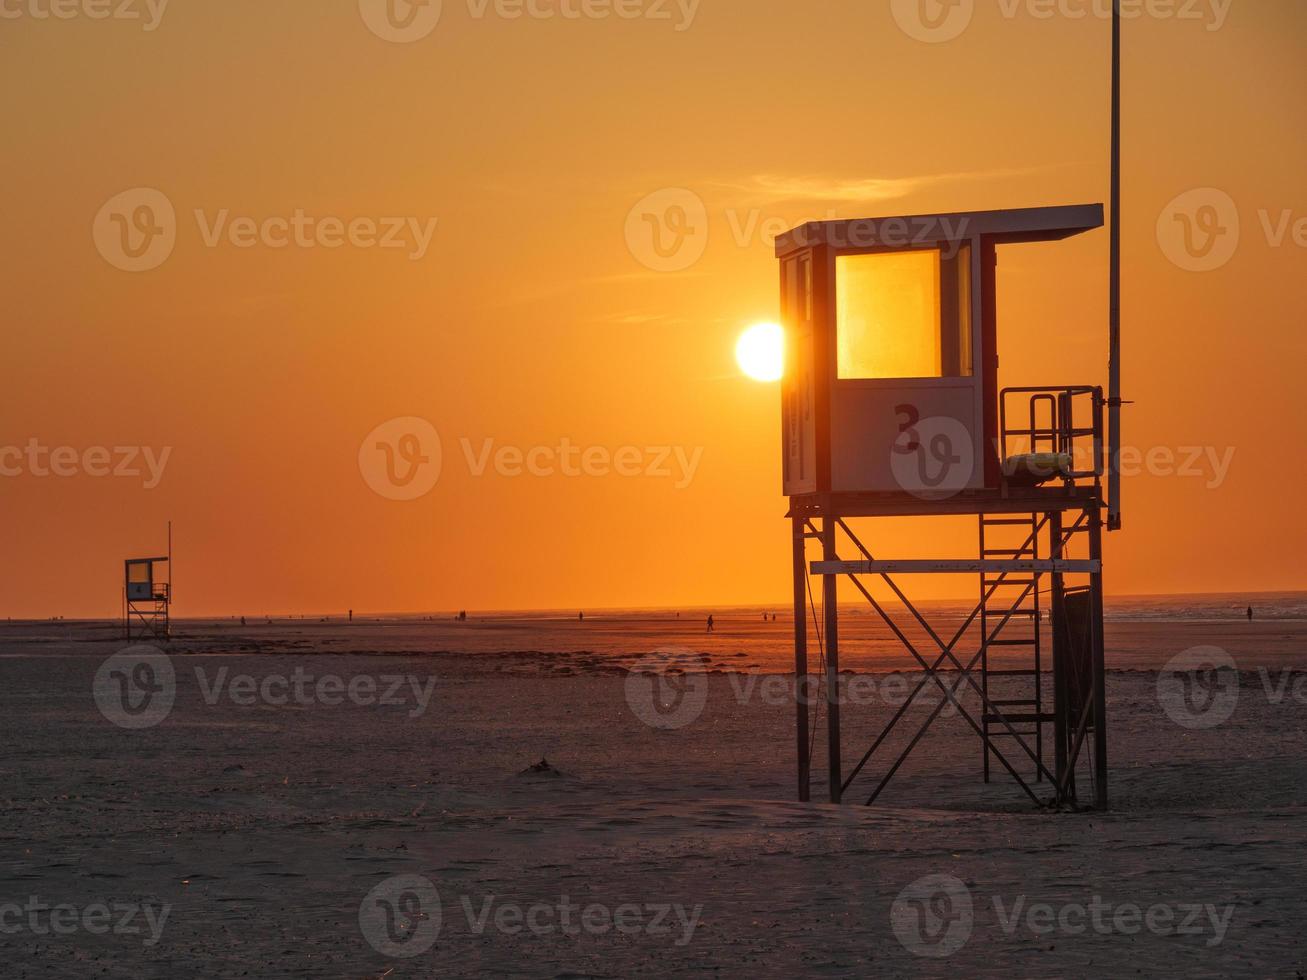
[1107,0,1123,531]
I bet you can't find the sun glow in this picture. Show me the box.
[736,322,784,382]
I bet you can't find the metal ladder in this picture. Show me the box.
[978,513,1047,784]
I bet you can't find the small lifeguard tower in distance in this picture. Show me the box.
[124,526,172,641]
[779,203,1118,811]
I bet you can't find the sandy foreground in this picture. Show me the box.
[1,616,1305,977]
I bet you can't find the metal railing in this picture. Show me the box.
[1000,386,1104,483]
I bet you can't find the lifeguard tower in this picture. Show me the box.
[124,526,172,641]
[777,0,1129,814]
[779,203,1120,811]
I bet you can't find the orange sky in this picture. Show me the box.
[2,0,1304,617]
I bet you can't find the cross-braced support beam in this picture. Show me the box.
[791,506,1108,811]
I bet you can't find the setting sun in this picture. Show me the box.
[736,322,784,382]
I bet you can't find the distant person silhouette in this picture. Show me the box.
[707,615,715,634]
[579,612,585,622]
[1247,606,1254,622]
[240,616,246,627]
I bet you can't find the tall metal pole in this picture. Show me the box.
[1107,0,1123,531]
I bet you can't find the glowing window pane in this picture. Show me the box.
[837,250,942,380]
[835,248,974,380]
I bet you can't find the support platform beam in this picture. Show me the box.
[811,559,1100,576]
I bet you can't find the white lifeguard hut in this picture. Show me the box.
[779,206,1116,812]
[124,524,172,641]
[778,204,1105,500]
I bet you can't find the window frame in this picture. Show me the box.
[827,239,982,390]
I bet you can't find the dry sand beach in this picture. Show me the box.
[2,599,1306,977]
